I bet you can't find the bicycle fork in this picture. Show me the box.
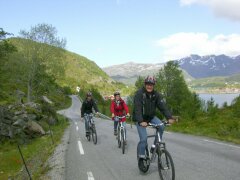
[118,122,125,141]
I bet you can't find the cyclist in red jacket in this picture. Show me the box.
[110,91,130,140]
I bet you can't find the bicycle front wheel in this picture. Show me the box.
[158,149,175,180]
[92,125,97,145]
[117,128,121,148]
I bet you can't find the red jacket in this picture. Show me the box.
[110,98,129,122]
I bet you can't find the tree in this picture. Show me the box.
[0,28,16,59]
[19,23,66,48]
[156,61,201,119]
[19,23,67,102]
[232,95,240,118]
[135,76,144,89]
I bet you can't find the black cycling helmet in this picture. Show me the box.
[144,76,156,85]
[86,92,92,97]
[114,91,120,97]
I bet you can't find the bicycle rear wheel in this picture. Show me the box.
[92,125,97,145]
[158,149,175,180]
[121,129,125,154]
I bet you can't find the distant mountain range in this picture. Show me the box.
[103,54,240,85]
[178,54,240,78]
[103,62,164,85]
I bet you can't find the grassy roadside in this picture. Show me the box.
[0,115,69,179]
[167,109,240,144]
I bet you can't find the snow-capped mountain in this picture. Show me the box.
[103,54,240,85]
[179,54,240,78]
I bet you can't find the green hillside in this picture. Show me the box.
[60,51,126,96]
[0,37,128,105]
[188,73,240,92]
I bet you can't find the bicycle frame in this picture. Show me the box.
[115,116,126,142]
[147,123,167,162]
[84,113,94,130]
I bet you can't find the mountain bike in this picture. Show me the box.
[137,121,175,180]
[115,116,127,154]
[84,113,97,145]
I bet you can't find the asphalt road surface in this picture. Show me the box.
[61,95,240,180]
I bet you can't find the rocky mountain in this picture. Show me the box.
[103,62,193,85]
[103,62,164,85]
[178,54,240,78]
[103,54,240,85]
[103,62,164,77]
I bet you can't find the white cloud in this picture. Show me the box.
[180,0,240,21]
[156,32,240,60]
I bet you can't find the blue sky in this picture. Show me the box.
[2,0,240,67]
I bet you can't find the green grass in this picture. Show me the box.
[168,109,240,144]
[189,73,240,90]
[6,38,127,96]
[0,115,69,179]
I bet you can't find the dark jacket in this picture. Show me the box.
[81,99,99,117]
[133,87,172,123]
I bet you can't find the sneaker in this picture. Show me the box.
[138,155,146,159]
[114,130,117,136]
[86,131,90,137]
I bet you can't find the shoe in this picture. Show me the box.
[114,130,117,136]
[86,131,90,137]
[138,155,146,159]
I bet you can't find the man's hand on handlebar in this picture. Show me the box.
[95,112,100,117]
[168,118,175,124]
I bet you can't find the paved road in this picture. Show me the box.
[62,95,240,180]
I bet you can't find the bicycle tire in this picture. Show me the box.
[121,129,125,154]
[117,127,121,148]
[158,148,175,180]
[137,145,150,173]
[87,127,91,141]
[92,125,97,145]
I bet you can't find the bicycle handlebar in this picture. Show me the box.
[115,115,130,119]
[148,121,170,128]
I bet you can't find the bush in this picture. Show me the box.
[62,86,72,95]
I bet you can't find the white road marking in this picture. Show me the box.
[165,131,172,134]
[78,140,85,155]
[76,126,79,131]
[87,171,95,180]
[203,139,240,149]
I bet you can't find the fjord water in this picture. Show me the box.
[199,93,240,107]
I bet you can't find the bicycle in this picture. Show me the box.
[137,121,175,180]
[115,115,127,154]
[84,113,97,145]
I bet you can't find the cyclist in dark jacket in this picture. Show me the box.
[133,76,175,160]
[81,92,99,137]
